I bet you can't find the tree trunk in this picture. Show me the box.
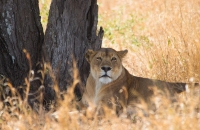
[0,0,44,104]
[0,0,103,108]
[43,0,103,102]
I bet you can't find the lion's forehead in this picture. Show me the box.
[96,51,117,58]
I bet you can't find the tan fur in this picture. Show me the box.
[80,48,186,113]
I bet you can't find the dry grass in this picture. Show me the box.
[99,0,200,82]
[0,0,200,129]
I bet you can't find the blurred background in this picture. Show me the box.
[39,0,200,82]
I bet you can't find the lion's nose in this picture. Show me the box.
[101,66,112,72]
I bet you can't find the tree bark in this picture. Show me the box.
[43,0,103,102]
[0,0,44,102]
[0,0,103,108]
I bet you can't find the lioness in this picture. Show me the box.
[81,48,186,114]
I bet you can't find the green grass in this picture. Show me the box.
[39,0,51,32]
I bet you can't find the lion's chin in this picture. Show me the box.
[99,77,112,84]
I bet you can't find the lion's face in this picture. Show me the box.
[85,48,128,84]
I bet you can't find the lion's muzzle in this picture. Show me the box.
[99,66,112,84]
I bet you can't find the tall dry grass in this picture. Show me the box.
[99,0,200,83]
[0,0,200,129]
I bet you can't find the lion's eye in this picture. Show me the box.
[96,57,102,61]
[111,57,117,61]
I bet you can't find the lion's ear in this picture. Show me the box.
[85,49,95,63]
[117,49,128,59]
